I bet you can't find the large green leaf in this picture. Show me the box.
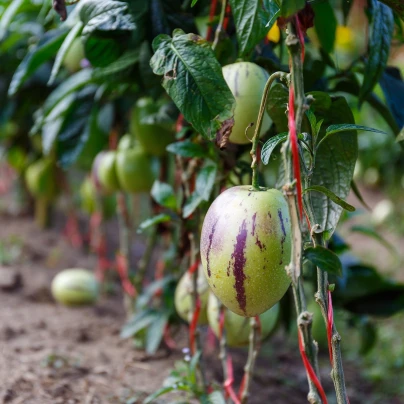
[312,1,337,53]
[229,0,271,57]
[261,132,288,165]
[306,97,358,238]
[359,0,394,104]
[150,29,235,140]
[304,245,342,277]
[8,28,69,96]
[0,0,25,41]
[304,185,355,212]
[266,83,289,132]
[80,0,136,67]
[151,181,177,210]
[280,0,305,17]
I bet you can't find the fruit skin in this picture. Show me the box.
[200,186,291,317]
[207,293,279,347]
[222,62,272,144]
[51,269,99,306]
[63,38,85,72]
[174,266,210,325]
[92,151,120,194]
[115,148,155,193]
[130,98,175,157]
[25,158,58,200]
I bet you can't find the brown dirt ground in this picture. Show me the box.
[0,183,403,404]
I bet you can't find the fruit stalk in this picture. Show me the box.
[313,231,349,404]
[240,316,261,404]
[282,21,323,404]
[250,71,287,190]
[212,0,228,50]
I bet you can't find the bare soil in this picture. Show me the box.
[0,185,403,404]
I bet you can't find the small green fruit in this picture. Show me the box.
[63,38,85,72]
[115,148,155,193]
[130,98,175,157]
[174,266,210,325]
[222,62,272,144]
[25,158,58,200]
[79,177,115,218]
[200,186,291,317]
[207,293,279,347]
[51,269,99,306]
[92,151,120,194]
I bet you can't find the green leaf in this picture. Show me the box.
[359,0,394,104]
[150,29,235,140]
[266,83,289,132]
[145,312,168,354]
[304,246,342,277]
[8,28,69,96]
[358,318,377,356]
[312,1,337,53]
[305,97,358,237]
[144,384,191,404]
[261,132,288,165]
[137,214,172,233]
[166,139,208,158]
[120,310,157,339]
[0,0,25,41]
[80,0,136,67]
[151,181,177,210]
[397,126,404,142]
[229,0,271,57]
[92,49,139,80]
[266,3,281,29]
[304,185,355,212]
[280,0,305,18]
[195,162,217,201]
[207,391,227,404]
[191,0,199,6]
[48,21,84,85]
[350,180,371,211]
[183,192,204,218]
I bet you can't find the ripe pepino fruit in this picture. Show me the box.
[174,265,210,325]
[51,269,99,306]
[200,185,291,317]
[207,293,280,347]
[222,62,272,144]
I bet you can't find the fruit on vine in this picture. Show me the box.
[118,134,135,151]
[200,185,291,317]
[207,293,279,346]
[79,177,115,218]
[130,98,175,157]
[115,147,155,193]
[25,158,58,200]
[174,265,210,325]
[222,62,271,144]
[51,269,99,306]
[92,151,120,194]
[63,38,85,72]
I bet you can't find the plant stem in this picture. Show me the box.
[188,232,208,392]
[212,0,227,50]
[250,71,287,190]
[313,232,349,404]
[241,317,261,404]
[35,198,50,229]
[137,228,157,289]
[216,300,230,403]
[282,21,323,404]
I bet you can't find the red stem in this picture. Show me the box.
[224,355,241,404]
[189,297,201,354]
[206,0,218,41]
[327,289,334,365]
[222,3,231,31]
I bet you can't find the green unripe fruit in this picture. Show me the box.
[25,158,58,200]
[307,300,328,347]
[174,266,210,325]
[130,98,175,157]
[115,148,155,193]
[200,186,291,317]
[63,38,85,72]
[51,269,99,306]
[118,134,135,151]
[207,293,279,347]
[92,151,120,194]
[222,62,272,144]
[79,177,115,218]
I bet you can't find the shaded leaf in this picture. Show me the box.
[304,185,355,212]
[304,246,342,276]
[261,132,288,165]
[150,29,235,140]
[151,181,177,210]
[350,180,371,211]
[166,139,208,158]
[266,83,289,132]
[196,162,217,201]
[145,312,169,354]
[312,1,337,53]
[137,213,172,233]
[280,0,305,18]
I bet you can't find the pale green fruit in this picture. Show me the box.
[92,151,120,194]
[200,186,291,317]
[222,62,272,144]
[63,38,85,72]
[207,293,280,347]
[25,158,58,200]
[174,266,210,325]
[51,269,99,306]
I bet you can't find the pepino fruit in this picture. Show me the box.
[92,151,120,194]
[63,38,85,72]
[25,158,58,200]
[200,186,291,317]
[51,269,99,306]
[222,62,271,144]
[207,293,279,346]
[174,265,210,325]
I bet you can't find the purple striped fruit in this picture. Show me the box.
[200,186,291,317]
[222,62,272,144]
